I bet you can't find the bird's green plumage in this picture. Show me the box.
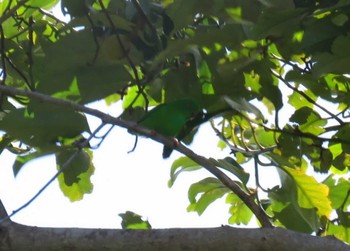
[138,98,201,137]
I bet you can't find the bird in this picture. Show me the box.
[139,98,201,136]
[161,107,231,158]
[138,98,201,155]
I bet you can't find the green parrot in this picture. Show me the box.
[138,98,201,146]
[162,107,231,158]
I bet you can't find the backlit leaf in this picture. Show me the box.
[56,149,94,201]
[168,156,202,187]
[119,211,152,230]
[187,177,229,215]
[283,167,332,218]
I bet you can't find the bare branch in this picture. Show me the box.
[1,224,349,251]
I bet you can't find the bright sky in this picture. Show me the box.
[0,2,281,229]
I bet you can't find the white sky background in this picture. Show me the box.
[0,2,283,229]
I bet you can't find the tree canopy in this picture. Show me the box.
[1,0,350,245]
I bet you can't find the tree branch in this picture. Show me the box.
[0,85,272,227]
[0,223,348,251]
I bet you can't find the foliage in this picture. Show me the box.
[1,0,350,243]
[119,211,152,230]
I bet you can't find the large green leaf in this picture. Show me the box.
[252,8,306,39]
[0,103,89,147]
[36,30,132,104]
[313,36,350,77]
[268,185,320,233]
[168,156,202,187]
[56,149,94,201]
[324,176,350,209]
[187,177,229,215]
[282,167,332,218]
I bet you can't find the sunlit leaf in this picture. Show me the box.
[226,193,253,225]
[283,167,332,218]
[326,223,350,243]
[323,176,350,209]
[289,107,326,135]
[56,149,94,201]
[119,211,152,230]
[0,103,89,147]
[187,177,229,215]
[168,157,202,187]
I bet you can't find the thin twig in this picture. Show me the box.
[0,151,79,224]
[254,155,269,193]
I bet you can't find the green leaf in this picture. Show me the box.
[288,89,316,110]
[313,36,350,77]
[326,222,350,243]
[308,147,333,173]
[268,186,319,233]
[273,203,316,233]
[332,152,350,171]
[285,70,330,100]
[168,156,202,187]
[28,0,59,9]
[226,193,253,225]
[332,124,350,148]
[187,177,229,215]
[323,176,350,209]
[252,8,306,39]
[210,157,249,185]
[283,167,332,218]
[56,149,94,201]
[154,24,245,66]
[0,103,89,147]
[36,30,132,104]
[289,107,326,135]
[254,128,276,147]
[119,211,152,230]
[337,210,350,227]
[13,150,55,177]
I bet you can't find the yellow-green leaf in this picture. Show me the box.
[283,167,332,218]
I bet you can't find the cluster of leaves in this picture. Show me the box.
[2,0,350,242]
